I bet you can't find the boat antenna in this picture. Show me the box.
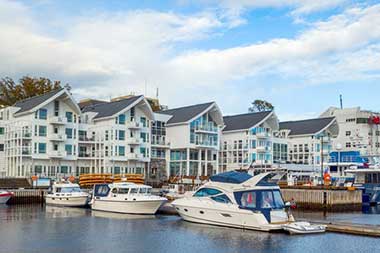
[339,94,343,109]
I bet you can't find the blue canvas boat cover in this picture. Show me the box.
[209,171,252,184]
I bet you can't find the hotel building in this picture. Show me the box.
[219,111,281,172]
[277,117,339,168]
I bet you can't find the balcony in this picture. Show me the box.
[126,121,141,129]
[151,140,170,148]
[50,134,67,142]
[22,132,32,139]
[48,150,67,158]
[21,147,32,156]
[127,138,141,145]
[79,136,95,142]
[126,153,143,160]
[256,146,271,153]
[194,124,218,133]
[195,140,218,148]
[49,116,67,125]
[78,152,92,158]
[256,132,271,138]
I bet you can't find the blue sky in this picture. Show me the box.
[1,0,379,120]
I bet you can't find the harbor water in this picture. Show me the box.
[1,205,380,253]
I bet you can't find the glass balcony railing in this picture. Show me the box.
[194,124,218,132]
[195,139,218,147]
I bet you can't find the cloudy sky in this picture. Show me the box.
[0,0,379,120]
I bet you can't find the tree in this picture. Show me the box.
[0,76,64,107]
[249,99,274,112]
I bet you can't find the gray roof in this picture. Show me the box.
[159,102,214,124]
[223,111,272,132]
[14,88,64,114]
[279,117,335,136]
[82,95,142,119]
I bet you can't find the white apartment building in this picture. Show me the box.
[219,111,280,171]
[157,102,224,177]
[320,107,380,156]
[277,117,339,168]
[0,88,154,178]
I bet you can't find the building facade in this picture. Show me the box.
[320,107,380,157]
[219,111,281,172]
[0,88,155,178]
[158,102,224,178]
[277,117,339,169]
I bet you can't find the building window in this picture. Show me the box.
[65,128,73,139]
[346,142,351,148]
[117,114,126,125]
[66,112,73,123]
[140,147,147,157]
[346,131,351,136]
[65,144,73,155]
[140,132,148,143]
[119,130,125,141]
[38,109,47,120]
[356,118,368,124]
[38,143,46,154]
[140,117,147,127]
[0,127,4,135]
[39,126,47,136]
[54,101,59,116]
[0,144,4,151]
[118,146,125,156]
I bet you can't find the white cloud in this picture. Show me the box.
[0,0,379,111]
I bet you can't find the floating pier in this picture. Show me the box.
[280,187,362,211]
[7,189,46,205]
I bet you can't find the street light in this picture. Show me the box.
[336,143,342,176]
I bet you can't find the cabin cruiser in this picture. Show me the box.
[345,167,380,205]
[45,182,89,207]
[0,190,13,204]
[172,171,325,234]
[91,182,167,214]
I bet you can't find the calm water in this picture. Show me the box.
[0,205,380,253]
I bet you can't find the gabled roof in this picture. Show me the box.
[78,99,107,110]
[158,102,214,124]
[82,95,143,119]
[14,88,64,114]
[223,111,272,132]
[279,117,335,136]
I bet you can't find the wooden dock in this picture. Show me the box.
[281,187,362,211]
[301,219,380,237]
[7,189,46,205]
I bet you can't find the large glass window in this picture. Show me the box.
[118,146,125,156]
[39,109,47,120]
[119,130,125,140]
[65,128,73,139]
[38,143,46,154]
[65,144,73,155]
[211,194,231,204]
[234,190,284,210]
[118,114,126,124]
[0,127,4,135]
[193,188,222,197]
[38,125,47,136]
[66,112,73,122]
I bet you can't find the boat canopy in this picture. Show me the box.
[210,171,252,184]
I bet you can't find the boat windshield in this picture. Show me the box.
[58,187,82,193]
[193,188,222,197]
[234,190,284,210]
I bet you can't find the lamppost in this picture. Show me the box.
[336,143,342,176]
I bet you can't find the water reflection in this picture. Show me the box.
[0,205,380,253]
[91,210,156,220]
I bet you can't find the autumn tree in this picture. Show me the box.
[249,99,274,112]
[0,76,65,107]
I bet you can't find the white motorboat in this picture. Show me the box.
[0,190,13,204]
[45,182,89,207]
[91,182,167,214]
[283,222,326,234]
[172,171,326,233]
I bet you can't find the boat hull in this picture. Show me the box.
[91,199,165,214]
[0,192,13,204]
[45,195,88,207]
[172,200,284,232]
